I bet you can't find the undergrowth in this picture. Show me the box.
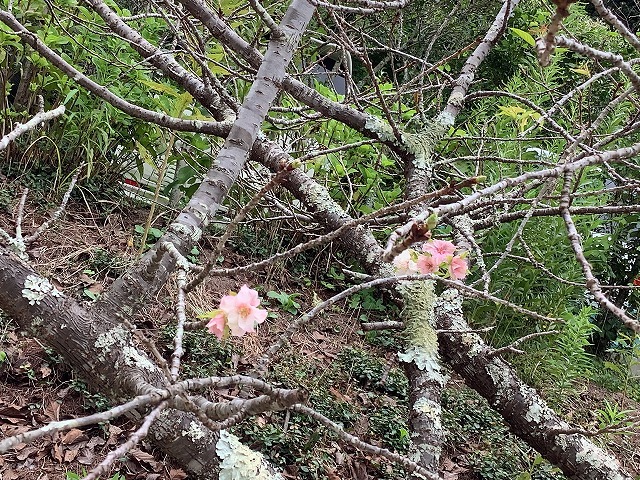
[442,388,566,480]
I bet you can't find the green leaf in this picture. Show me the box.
[510,27,535,47]
[138,79,180,97]
[83,289,99,301]
[135,141,156,169]
[603,361,623,374]
[198,309,223,319]
[62,88,79,105]
[148,227,163,239]
[171,91,193,118]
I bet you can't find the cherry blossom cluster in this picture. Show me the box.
[393,239,468,280]
[203,285,268,339]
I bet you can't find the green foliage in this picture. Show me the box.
[369,405,410,452]
[161,327,235,378]
[66,470,124,480]
[443,388,565,480]
[134,223,163,251]
[238,354,360,479]
[236,412,334,478]
[595,399,635,432]
[69,379,111,411]
[514,308,597,407]
[267,290,302,315]
[338,347,407,398]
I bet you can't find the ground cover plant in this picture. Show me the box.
[0,0,639,478]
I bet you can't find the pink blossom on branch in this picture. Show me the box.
[417,253,440,274]
[206,313,227,339]
[393,249,420,274]
[204,285,268,338]
[392,238,470,282]
[448,256,469,280]
[423,239,456,265]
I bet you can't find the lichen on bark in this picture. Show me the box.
[398,280,446,385]
[216,430,284,480]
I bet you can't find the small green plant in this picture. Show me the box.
[134,224,163,251]
[66,471,124,480]
[348,288,386,312]
[541,307,598,406]
[595,400,634,433]
[443,388,565,480]
[319,266,345,291]
[267,290,301,315]
[187,246,201,264]
[369,405,410,452]
[87,248,128,276]
[69,379,111,410]
[161,327,235,378]
[338,348,407,397]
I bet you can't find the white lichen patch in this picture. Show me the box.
[364,115,397,143]
[403,111,455,169]
[216,430,284,480]
[170,223,203,242]
[485,362,510,400]
[8,237,28,260]
[21,275,63,305]
[575,437,624,475]
[398,346,447,385]
[94,325,128,352]
[467,341,484,357]
[525,401,544,423]
[413,398,442,430]
[364,112,455,171]
[448,91,465,107]
[182,421,207,441]
[122,346,155,372]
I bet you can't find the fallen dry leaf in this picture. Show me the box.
[63,448,79,463]
[76,447,95,465]
[44,401,61,422]
[130,448,161,472]
[52,444,64,463]
[15,445,39,461]
[61,429,88,445]
[1,468,20,480]
[169,468,187,479]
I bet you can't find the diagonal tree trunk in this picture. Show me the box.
[435,289,632,480]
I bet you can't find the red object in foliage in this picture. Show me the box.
[124,178,140,187]
[634,277,640,286]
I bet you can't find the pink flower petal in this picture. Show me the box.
[417,254,440,274]
[236,284,261,307]
[206,314,227,339]
[448,256,468,280]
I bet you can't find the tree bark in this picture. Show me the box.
[435,289,632,480]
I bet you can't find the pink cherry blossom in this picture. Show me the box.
[417,254,440,274]
[448,256,468,280]
[423,239,456,265]
[219,285,268,336]
[393,249,420,274]
[206,313,227,339]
